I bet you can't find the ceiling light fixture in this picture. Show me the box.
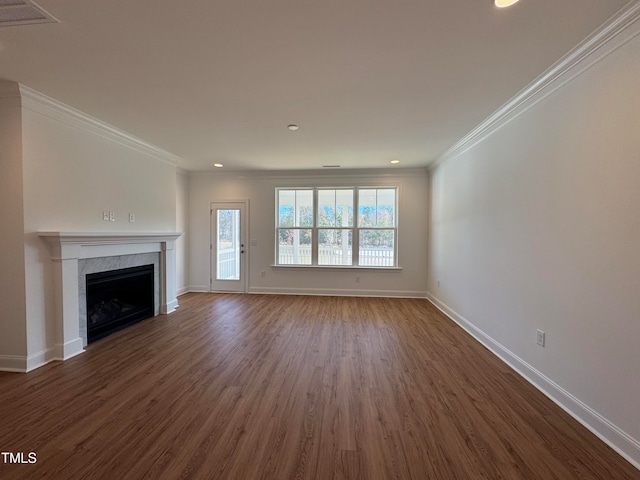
[390,159,400,164]
[495,0,520,7]
[287,124,299,131]
[214,163,223,168]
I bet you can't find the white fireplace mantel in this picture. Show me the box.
[39,232,182,361]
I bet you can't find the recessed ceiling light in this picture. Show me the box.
[495,0,520,7]
[390,159,400,164]
[322,165,340,168]
[214,163,223,168]
[287,124,299,131]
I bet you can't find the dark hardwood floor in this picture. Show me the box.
[0,293,637,479]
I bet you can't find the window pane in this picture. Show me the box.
[359,230,394,266]
[376,189,396,227]
[317,190,335,227]
[296,190,313,227]
[358,189,376,227]
[318,189,353,227]
[278,190,313,227]
[278,229,312,265]
[318,229,352,266]
[336,189,354,226]
[278,190,295,227]
[358,188,396,227]
[216,209,240,280]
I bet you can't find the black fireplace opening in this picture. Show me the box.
[86,264,154,343]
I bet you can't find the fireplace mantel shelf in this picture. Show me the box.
[39,231,182,246]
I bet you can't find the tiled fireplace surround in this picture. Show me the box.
[40,232,181,362]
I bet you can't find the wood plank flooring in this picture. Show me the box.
[0,293,637,479]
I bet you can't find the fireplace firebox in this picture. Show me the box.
[86,264,154,343]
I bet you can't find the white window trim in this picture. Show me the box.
[275,186,399,268]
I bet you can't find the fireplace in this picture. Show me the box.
[38,232,181,366]
[86,264,154,343]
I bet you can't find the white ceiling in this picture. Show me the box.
[0,0,631,171]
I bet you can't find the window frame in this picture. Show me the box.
[275,186,399,268]
[276,188,314,265]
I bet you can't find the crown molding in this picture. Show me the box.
[0,79,20,96]
[189,166,429,179]
[429,1,640,172]
[0,79,22,107]
[18,84,184,167]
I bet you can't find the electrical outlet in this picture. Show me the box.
[103,211,109,221]
[109,211,115,222]
[260,270,265,278]
[537,329,545,347]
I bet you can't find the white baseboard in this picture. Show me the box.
[25,347,56,372]
[0,355,28,372]
[249,286,427,298]
[1,340,85,373]
[426,292,640,471]
[161,299,179,314]
[53,338,85,362]
[177,286,190,296]
[187,285,210,293]
[180,285,427,298]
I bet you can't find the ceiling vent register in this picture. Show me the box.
[0,0,57,27]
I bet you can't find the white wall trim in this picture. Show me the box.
[0,81,22,108]
[177,286,190,296]
[189,167,429,179]
[25,347,56,372]
[187,285,210,293]
[161,299,179,314]
[249,286,427,298]
[52,338,86,363]
[17,84,184,168]
[0,342,86,373]
[429,1,640,172]
[426,292,640,471]
[180,286,427,298]
[0,355,28,372]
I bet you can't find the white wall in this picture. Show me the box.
[428,29,640,465]
[0,83,27,364]
[176,169,190,295]
[189,169,429,297]
[18,91,179,365]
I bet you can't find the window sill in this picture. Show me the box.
[271,265,402,271]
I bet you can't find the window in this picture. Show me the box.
[277,189,313,265]
[276,187,397,267]
[358,188,396,267]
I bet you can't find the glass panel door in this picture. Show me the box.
[211,201,247,292]
[216,209,240,280]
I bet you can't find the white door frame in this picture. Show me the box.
[210,200,249,293]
